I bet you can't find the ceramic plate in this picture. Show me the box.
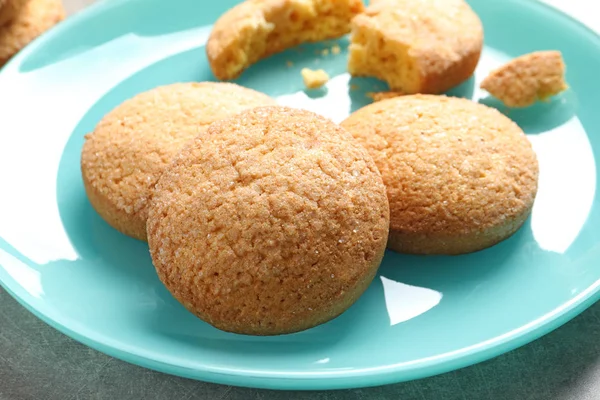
[0,0,599,390]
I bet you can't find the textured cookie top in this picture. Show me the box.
[148,106,389,335]
[81,82,275,232]
[341,95,539,236]
[352,0,483,74]
[207,0,364,80]
[480,51,568,108]
[0,0,64,66]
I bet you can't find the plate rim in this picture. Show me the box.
[0,0,600,390]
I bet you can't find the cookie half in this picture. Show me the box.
[207,0,364,80]
[348,0,483,94]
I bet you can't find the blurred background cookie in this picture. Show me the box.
[0,0,64,67]
[348,0,483,94]
[147,106,390,335]
[341,95,539,255]
[207,0,364,80]
[81,82,275,241]
[0,0,28,27]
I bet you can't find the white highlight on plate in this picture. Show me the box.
[0,25,212,265]
[528,117,597,254]
[0,249,44,298]
[380,276,442,326]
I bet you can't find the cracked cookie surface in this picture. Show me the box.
[0,0,28,27]
[81,82,275,241]
[147,106,390,335]
[341,95,539,255]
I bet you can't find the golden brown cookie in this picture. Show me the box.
[0,0,64,67]
[147,106,390,335]
[348,0,483,94]
[0,0,28,27]
[81,82,275,241]
[207,0,364,80]
[480,50,568,108]
[341,95,539,255]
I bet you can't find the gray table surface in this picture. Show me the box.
[2,1,599,399]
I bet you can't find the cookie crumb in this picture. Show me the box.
[321,48,330,56]
[301,68,330,89]
[286,60,294,67]
[331,44,342,55]
[350,84,359,91]
[480,50,567,108]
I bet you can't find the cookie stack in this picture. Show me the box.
[0,0,64,67]
[82,85,390,336]
[81,0,551,336]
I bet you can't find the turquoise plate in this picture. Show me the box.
[0,0,599,390]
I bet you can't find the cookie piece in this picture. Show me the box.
[207,0,364,80]
[0,0,64,67]
[0,0,28,27]
[341,95,539,255]
[81,82,275,241]
[348,0,483,94]
[148,106,390,335]
[301,67,329,89]
[480,51,568,108]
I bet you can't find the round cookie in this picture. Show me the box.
[147,106,390,335]
[341,95,539,255]
[348,0,483,94]
[0,0,28,27]
[0,0,64,67]
[81,82,275,241]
